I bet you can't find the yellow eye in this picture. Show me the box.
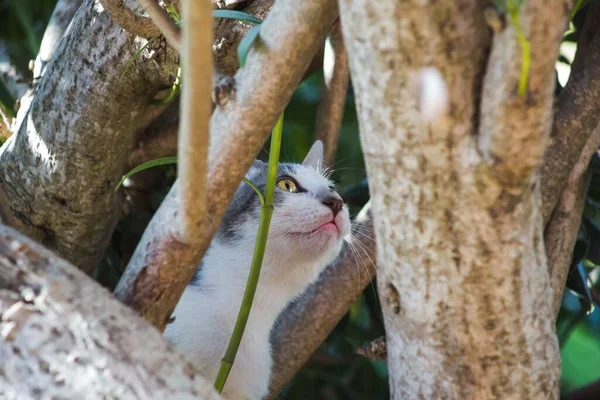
[276,178,298,193]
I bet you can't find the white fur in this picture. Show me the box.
[164,157,350,400]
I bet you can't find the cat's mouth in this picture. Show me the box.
[292,219,338,235]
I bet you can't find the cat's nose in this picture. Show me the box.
[321,196,343,216]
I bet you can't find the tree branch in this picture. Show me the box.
[115,0,339,331]
[545,123,600,316]
[98,0,159,38]
[138,0,182,52]
[268,203,375,398]
[542,2,600,224]
[213,0,275,75]
[478,1,568,188]
[340,0,568,396]
[33,0,84,80]
[0,0,179,272]
[0,225,220,399]
[176,0,211,242]
[315,19,349,167]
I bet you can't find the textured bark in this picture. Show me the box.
[127,105,179,169]
[0,0,179,272]
[315,20,349,167]
[33,0,84,80]
[177,0,212,242]
[98,0,159,38]
[340,0,567,398]
[268,204,375,398]
[542,2,600,224]
[116,0,338,331]
[0,225,220,399]
[213,0,275,75]
[545,124,600,316]
[138,0,182,52]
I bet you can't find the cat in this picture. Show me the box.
[164,141,351,400]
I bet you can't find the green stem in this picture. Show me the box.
[507,1,530,97]
[213,113,284,393]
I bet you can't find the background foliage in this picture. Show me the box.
[1,1,599,398]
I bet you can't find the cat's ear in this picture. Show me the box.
[302,140,324,170]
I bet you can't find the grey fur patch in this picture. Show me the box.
[190,260,205,286]
[215,162,303,243]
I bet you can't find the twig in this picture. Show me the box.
[314,20,349,167]
[138,0,182,52]
[268,203,375,398]
[115,0,339,331]
[176,0,212,242]
[98,0,158,38]
[356,336,387,361]
[542,1,600,224]
[478,0,568,188]
[545,123,600,316]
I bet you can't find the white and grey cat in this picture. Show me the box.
[164,141,351,400]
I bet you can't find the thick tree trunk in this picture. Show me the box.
[340,0,568,398]
[0,0,179,272]
[0,225,219,399]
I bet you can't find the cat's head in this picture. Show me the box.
[217,141,351,276]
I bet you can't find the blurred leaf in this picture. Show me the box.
[237,24,261,67]
[560,322,600,392]
[115,156,178,191]
[0,78,16,118]
[212,10,263,25]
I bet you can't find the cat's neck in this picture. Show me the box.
[197,239,322,328]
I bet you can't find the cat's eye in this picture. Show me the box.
[276,178,298,193]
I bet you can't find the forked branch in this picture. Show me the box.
[115,0,339,331]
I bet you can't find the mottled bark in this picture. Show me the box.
[0,225,220,399]
[116,0,338,331]
[127,104,179,169]
[213,0,275,75]
[542,1,600,224]
[33,0,84,80]
[138,0,182,52]
[315,20,349,167]
[268,204,375,398]
[98,0,159,38]
[545,124,600,316]
[0,0,179,272]
[340,0,567,398]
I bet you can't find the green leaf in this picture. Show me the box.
[156,64,182,105]
[237,24,261,67]
[121,33,161,80]
[115,156,178,191]
[242,178,265,205]
[212,10,263,25]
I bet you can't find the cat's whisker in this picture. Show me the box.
[347,233,377,296]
